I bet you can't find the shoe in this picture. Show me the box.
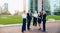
[28,28,31,31]
[42,30,46,32]
[38,28,41,30]
[22,32,24,33]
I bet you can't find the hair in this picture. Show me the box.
[21,10,26,14]
[24,10,26,13]
[42,9,46,15]
[28,10,31,13]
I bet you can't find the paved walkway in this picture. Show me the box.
[0,22,60,33]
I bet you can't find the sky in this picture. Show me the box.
[0,0,29,14]
[0,0,8,6]
[8,0,24,14]
[0,0,59,14]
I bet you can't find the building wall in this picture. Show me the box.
[38,0,42,12]
[49,0,60,15]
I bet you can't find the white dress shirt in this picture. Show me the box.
[33,13,38,18]
[22,14,27,18]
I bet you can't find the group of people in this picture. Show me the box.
[21,10,46,33]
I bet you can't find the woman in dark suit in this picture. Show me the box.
[42,10,46,32]
[38,11,42,30]
[22,11,27,33]
[33,11,38,26]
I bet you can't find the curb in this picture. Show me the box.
[0,24,21,27]
[0,20,60,27]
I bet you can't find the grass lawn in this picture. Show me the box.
[0,16,22,25]
[46,15,60,20]
[0,15,60,25]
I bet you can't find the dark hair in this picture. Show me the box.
[24,10,26,13]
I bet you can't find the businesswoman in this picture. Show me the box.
[38,11,42,30]
[22,11,27,33]
[33,11,38,26]
[42,10,46,32]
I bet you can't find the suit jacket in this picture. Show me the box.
[27,13,32,20]
[42,14,46,21]
[38,13,42,19]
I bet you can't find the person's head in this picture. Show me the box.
[42,9,46,15]
[38,11,40,14]
[23,10,26,13]
[28,10,31,13]
[34,11,37,13]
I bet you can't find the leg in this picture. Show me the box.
[38,19,41,29]
[35,18,37,26]
[39,20,41,29]
[24,19,26,31]
[22,19,26,32]
[38,23,41,30]
[27,20,31,30]
[39,23,41,28]
[33,17,35,26]
[43,20,46,32]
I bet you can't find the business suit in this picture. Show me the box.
[38,13,42,24]
[22,14,27,33]
[27,13,32,30]
[33,13,38,26]
[33,17,37,26]
[22,18,26,32]
[42,14,46,32]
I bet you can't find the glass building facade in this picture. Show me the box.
[29,0,60,15]
[30,0,38,13]
[49,0,60,15]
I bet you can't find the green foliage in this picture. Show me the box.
[0,16,22,25]
[46,15,60,20]
[0,15,60,25]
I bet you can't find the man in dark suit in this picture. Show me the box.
[42,10,46,32]
[27,11,32,30]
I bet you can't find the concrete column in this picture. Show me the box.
[23,0,26,11]
[33,0,35,11]
[38,0,42,12]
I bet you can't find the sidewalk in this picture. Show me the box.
[0,22,60,33]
